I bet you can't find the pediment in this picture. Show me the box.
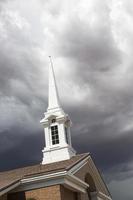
[69,155,111,199]
[46,114,57,120]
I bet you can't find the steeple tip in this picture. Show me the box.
[47,57,61,112]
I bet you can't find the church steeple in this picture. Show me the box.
[40,58,76,164]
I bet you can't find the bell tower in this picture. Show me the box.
[40,57,76,164]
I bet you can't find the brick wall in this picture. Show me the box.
[60,186,89,200]
[0,194,7,200]
[26,185,78,200]
[26,185,61,200]
[8,185,61,200]
[8,185,80,200]
[60,186,77,200]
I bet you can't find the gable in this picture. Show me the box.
[71,155,111,198]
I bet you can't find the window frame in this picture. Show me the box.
[51,125,59,145]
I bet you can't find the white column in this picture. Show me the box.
[58,123,66,146]
[44,127,50,149]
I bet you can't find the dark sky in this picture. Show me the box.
[0,0,133,199]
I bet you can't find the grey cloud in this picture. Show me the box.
[0,1,133,200]
[53,1,121,76]
[0,2,48,135]
[0,5,47,105]
[72,119,133,169]
[108,176,133,200]
[0,0,10,12]
[0,128,44,171]
[58,20,121,73]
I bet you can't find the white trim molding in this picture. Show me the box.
[12,171,89,194]
[0,181,20,196]
[65,173,89,193]
[98,191,112,200]
[68,155,90,174]
[21,171,67,184]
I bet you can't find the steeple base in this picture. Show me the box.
[42,145,76,164]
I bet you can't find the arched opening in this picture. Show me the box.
[85,173,97,200]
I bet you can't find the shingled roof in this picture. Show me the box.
[0,153,89,193]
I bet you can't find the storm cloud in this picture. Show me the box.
[0,0,133,199]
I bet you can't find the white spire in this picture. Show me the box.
[40,57,76,164]
[47,56,61,111]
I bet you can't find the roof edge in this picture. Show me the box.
[66,153,90,171]
[0,180,20,197]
